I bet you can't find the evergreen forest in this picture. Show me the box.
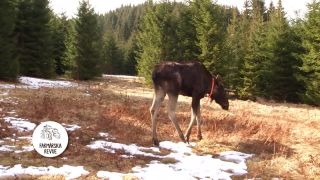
[0,0,319,105]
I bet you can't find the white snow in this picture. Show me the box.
[97,171,125,180]
[87,140,161,157]
[0,145,15,152]
[0,76,76,89]
[90,140,253,180]
[3,117,36,132]
[14,145,34,154]
[62,123,81,131]
[0,164,89,179]
[103,74,141,80]
[19,76,76,89]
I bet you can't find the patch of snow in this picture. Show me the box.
[94,141,253,180]
[87,140,161,158]
[14,146,34,153]
[17,136,32,141]
[103,74,141,80]
[0,84,16,89]
[19,76,76,89]
[98,132,115,140]
[0,164,89,179]
[0,90,9,96]
[3,117,36,132]
[97,171,125,180]
[62,123,81,132]
[0,145,15,152]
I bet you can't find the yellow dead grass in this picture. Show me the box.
[0,76,319,179]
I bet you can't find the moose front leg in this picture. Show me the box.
[195,104,202,140]
[185,97,201,143]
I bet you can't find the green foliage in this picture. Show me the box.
[190,0,226,73]
[262,0,304,102]
[0,0,19,80]
[51,14,69,75]
[239,0,267,98]
[300,0,320,105]
[16,0,55,78]
[103,35,124,74]
[73,0,103,80]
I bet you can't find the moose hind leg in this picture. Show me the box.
[167,94,186,143]
[150,88,165,146]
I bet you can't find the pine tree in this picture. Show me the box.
[0,0,19,80]
[300,0,320,105]
[73,0,103,80]
[16,0,55,78]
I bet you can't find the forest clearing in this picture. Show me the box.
[0,75,319,179]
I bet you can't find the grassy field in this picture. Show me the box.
[0,76,320,179]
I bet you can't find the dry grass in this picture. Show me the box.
[0,77,320,179]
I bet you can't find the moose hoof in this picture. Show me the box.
[152,138,159,146]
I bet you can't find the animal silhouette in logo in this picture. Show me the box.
[40,125,60,140]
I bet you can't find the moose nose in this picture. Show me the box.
[222,103,229,110]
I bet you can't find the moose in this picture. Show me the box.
[150,61,229,146]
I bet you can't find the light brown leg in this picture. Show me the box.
[196,104,202,140]
[150,88,165,146]
[167,94,186,143]
[185,97,201,143]
[185,107,197,143]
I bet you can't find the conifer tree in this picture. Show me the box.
[190,0,226,73]
[136,1,164,84]
[51,14,68,75]
[73,0,103,80]
[262,0,304,102]
[0,0,19,80]
[240,0,267,98]
[225,8,243,92]
[16,0,55,78]
[300,0,320,105]
[103,35,123,74]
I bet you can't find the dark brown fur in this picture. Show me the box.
[150,61,229,146]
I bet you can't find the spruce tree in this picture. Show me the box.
[136,1,163,84]
[103,35,123,74]
[240,0,267,98]
[16,0,55,78]
[51,14,68,75]
[73,0,103,80]
[0,0,19,80]
[225,8,243,93]
[190,0,226,73]
[300,0,320,105]
[263,0,304,102]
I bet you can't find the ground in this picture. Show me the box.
[0,75,319,179]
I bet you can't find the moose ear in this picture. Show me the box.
[215,75,222,82]
[215,75,223,85]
